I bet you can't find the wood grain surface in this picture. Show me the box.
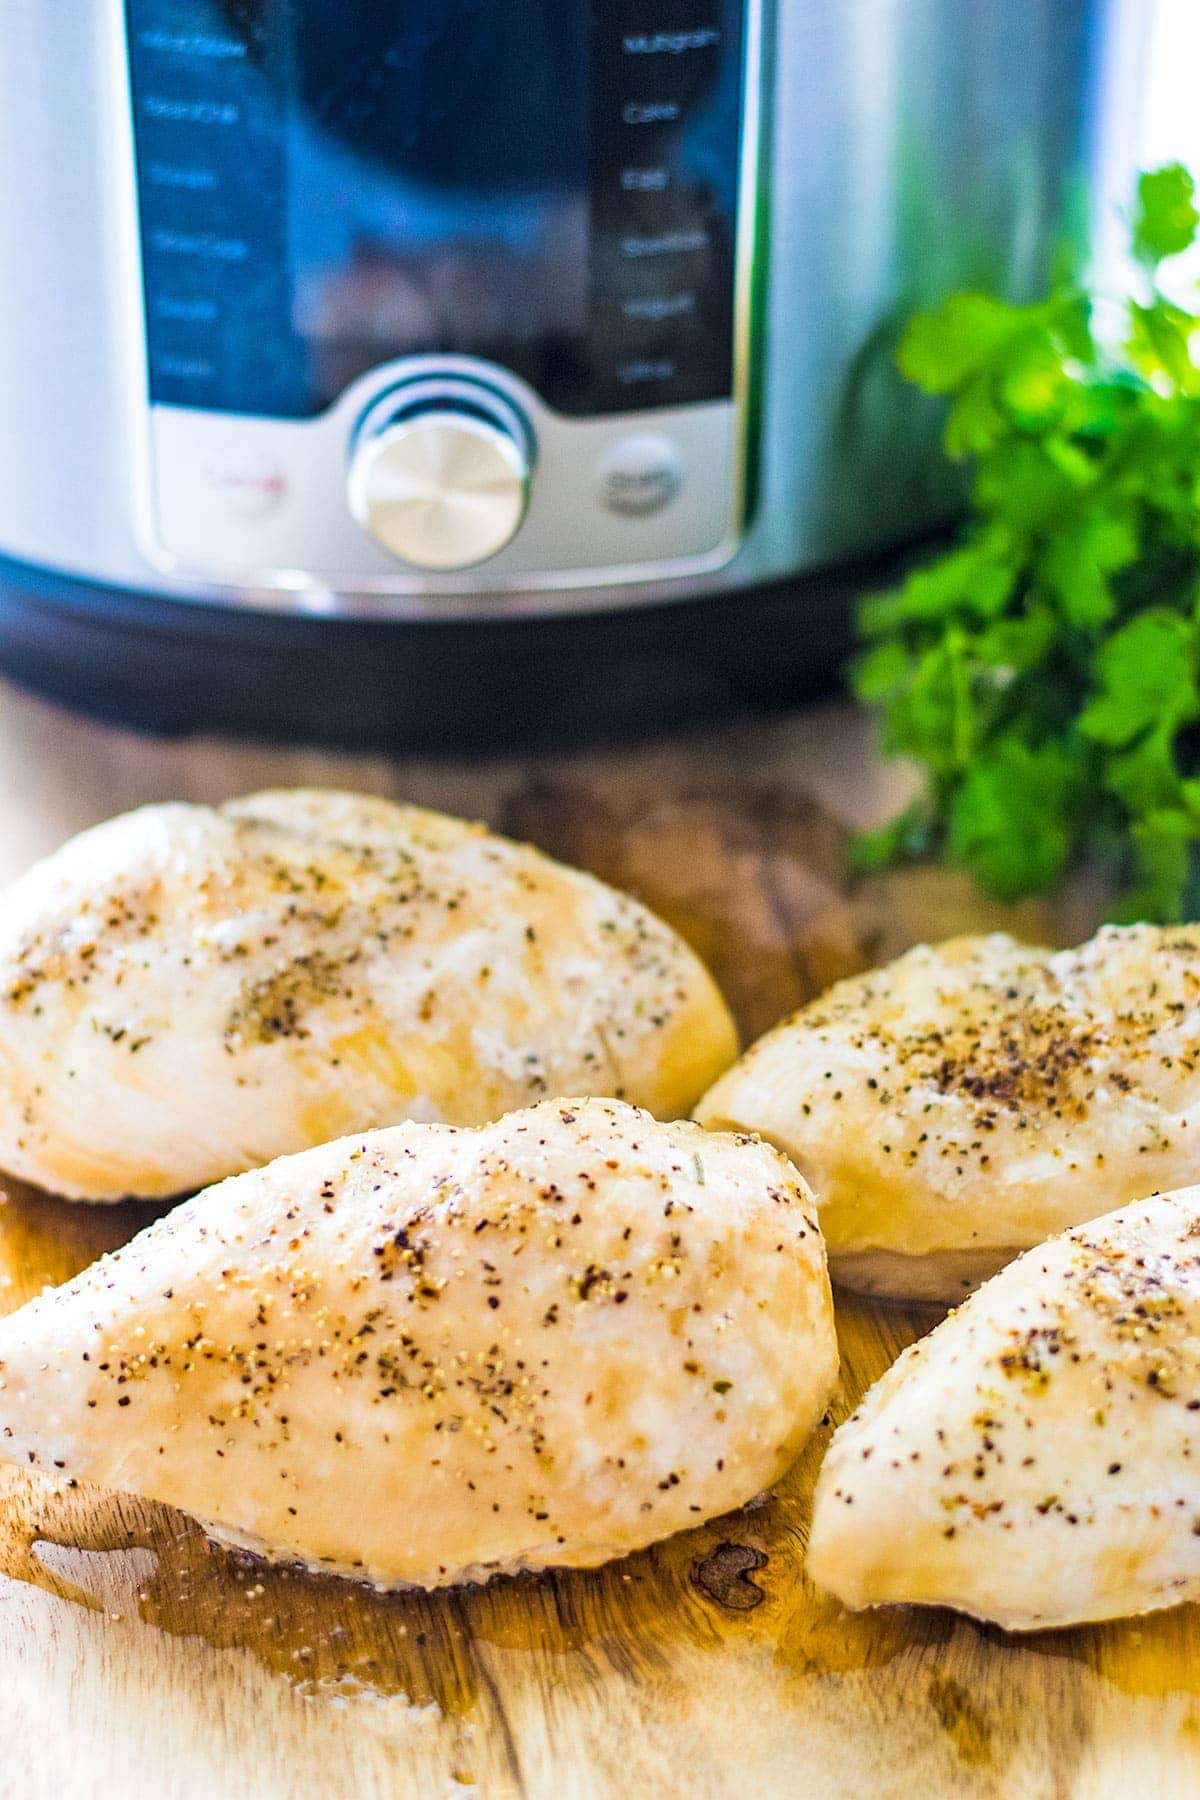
[0,677,1193,1800]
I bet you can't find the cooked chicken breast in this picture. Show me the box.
[0,1099,836,1588]
[0,790,736,1200]
[807,1184,1200,1629]
[696,925,1200,1301]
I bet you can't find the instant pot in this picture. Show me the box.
[0,1,1120,747]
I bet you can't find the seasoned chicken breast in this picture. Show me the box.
[808,1185,1200,1630]
[0,1099,836,1588]
[696,925,1200,1301]
[0,790,736,1200]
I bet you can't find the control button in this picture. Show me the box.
[621,290,697,322]
[621,99,682,126]
[149,228,249,262]
[153,352,216,384]
[621,25,722,56]
[614,357,679,387]
[621,227,709,259]
[136,28,248,61]
[348,385,532,570]
[620,165,671,192]
[141,95,241,126]
[204,449,288,521]
[598,433,682,516]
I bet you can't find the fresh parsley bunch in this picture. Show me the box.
[851,164,1200,922]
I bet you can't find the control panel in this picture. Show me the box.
[122,1,758,592]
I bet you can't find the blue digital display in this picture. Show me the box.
[125,1,746,418]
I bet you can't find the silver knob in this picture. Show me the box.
[347,387,532,571]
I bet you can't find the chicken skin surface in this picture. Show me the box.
[0,790,736,1199]
[809,1184,1200,1629]
[0,1100,836,1588]
[698,925,1200,1300]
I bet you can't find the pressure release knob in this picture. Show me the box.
[347,379,533,571]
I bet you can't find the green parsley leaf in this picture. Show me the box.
[1132,164,1199,267]
[1036,511,1137,629]
[897,293,1029,393]
[1127,298,1200,393]
[856,540,1014,637]
[972,601,1059,673]
[1104,725,1186,815]
[848,164,1200,923]
[848,639,911,703]
[850,805,933,874]
[1114,810,1195,923]
[1078,610,1198,747]
[946,738,1077,902]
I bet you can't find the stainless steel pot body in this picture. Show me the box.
[0,1,1113,628]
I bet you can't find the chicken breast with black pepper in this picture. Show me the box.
[0,1099,836,1587]
[696,926,1200,1301]
[808,1185,1200,1630]
[0,790,736,1200]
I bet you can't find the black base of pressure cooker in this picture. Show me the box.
[0,547,912,754]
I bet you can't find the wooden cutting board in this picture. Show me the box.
[0,683,1195,1800]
